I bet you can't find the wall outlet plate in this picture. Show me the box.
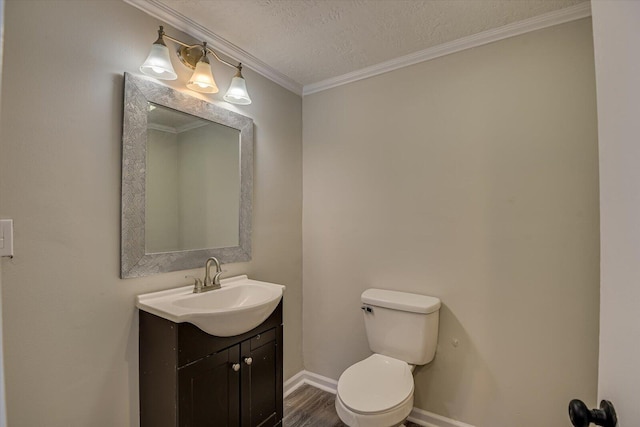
[0,219,14,258]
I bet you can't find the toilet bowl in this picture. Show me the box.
[335,289,441,427]
[335,354,414,427]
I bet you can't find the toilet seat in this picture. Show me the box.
[337,354,414,415]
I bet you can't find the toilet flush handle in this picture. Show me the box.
[361,305,373,313]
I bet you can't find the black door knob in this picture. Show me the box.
[569,399,617,427]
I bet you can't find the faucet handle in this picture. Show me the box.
[186,275,204,293]
[213,270,224,286]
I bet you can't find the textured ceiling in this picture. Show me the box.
[157,0,588,87]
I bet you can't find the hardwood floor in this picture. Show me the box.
[283,384,420,427]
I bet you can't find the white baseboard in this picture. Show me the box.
[283,370,475,427]
[407,407,475,427]
[284,370,338,397]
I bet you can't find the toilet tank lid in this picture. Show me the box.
[361,289,441,314]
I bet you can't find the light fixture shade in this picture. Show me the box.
[223,75,252,105]
[186,59,219,93]
[140,43,177,80]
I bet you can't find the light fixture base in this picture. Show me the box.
[177,46,204,70]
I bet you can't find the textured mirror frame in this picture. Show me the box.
[121,72,253,278]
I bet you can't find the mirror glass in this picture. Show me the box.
[121,73,253,278]
[145,103,240,253]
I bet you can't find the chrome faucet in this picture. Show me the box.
[187,257,223,293]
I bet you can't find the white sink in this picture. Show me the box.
[136,275,285,337]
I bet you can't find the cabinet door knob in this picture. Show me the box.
[231,363,241,372]
[244,357,253,366]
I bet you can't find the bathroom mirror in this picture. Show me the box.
[121,72,253,278]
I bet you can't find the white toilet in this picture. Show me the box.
[335,288,441,427]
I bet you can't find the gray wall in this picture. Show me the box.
[302,18,599,427]
[0,1,302,425]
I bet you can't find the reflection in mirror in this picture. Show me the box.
[121,73,253,278]
[145,103,241,253]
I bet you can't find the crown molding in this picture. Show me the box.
[147,123,177,134]
[123,0,303,95]
[303,2,592,95]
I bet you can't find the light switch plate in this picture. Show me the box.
[0,219,14,258]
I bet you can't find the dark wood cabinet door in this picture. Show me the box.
[140,305,283,427]
[241,329,282,427]
[178,345,240,427]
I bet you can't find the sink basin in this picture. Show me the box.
[136,275,285,337]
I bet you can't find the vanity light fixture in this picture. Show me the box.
[140,26,252,105]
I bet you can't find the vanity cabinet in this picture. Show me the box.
[139,302,283,427]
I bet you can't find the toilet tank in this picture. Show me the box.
[361,288,441,365]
